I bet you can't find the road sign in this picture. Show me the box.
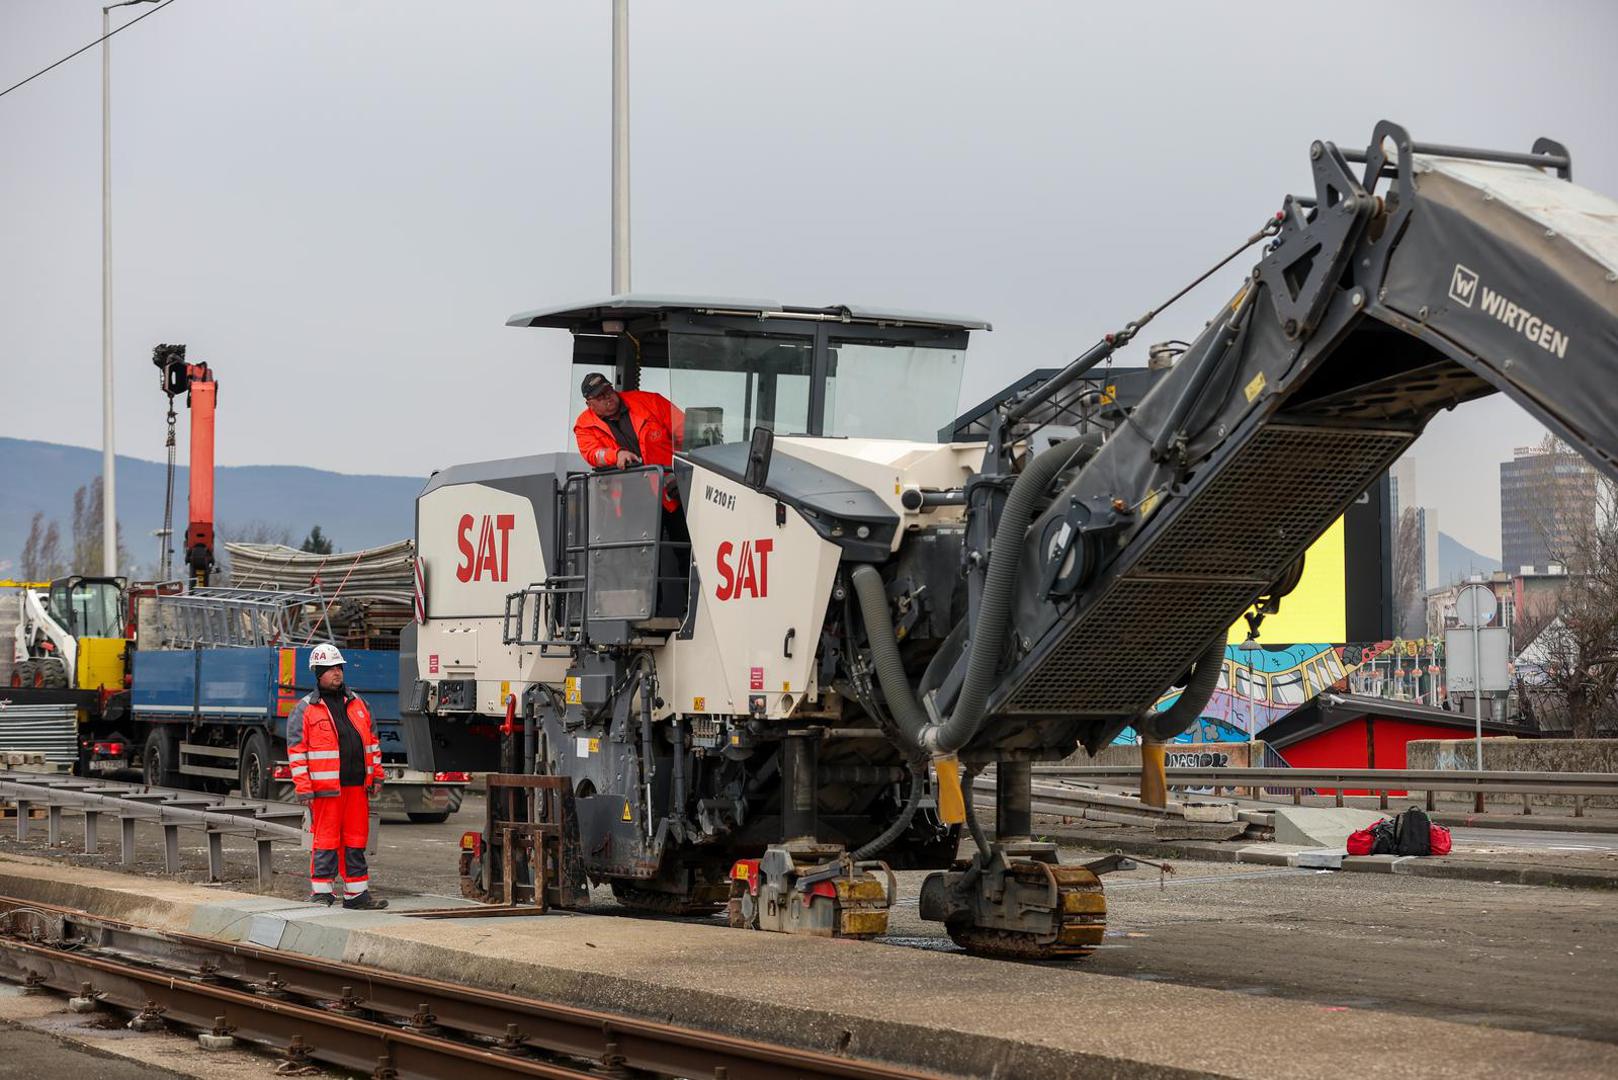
[1444,627,1511,692]
[1454,584,1497,628]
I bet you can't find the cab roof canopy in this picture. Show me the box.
[506,294,991,334]
[508,295,989,442]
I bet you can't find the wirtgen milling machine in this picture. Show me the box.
[410,123,1618,958]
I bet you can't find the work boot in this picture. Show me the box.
[307,891,334,907]
[342,891,389,910]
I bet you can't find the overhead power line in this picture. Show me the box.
[0,0,179,102]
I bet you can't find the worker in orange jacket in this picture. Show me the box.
[287,643,388,909]
[573,373,685,511]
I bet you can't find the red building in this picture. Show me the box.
[1264,692,1523,793]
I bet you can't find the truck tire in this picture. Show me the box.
[142,730,179,789]
[407,811,451,824]
[38,658,69,689]
[238,730,274,801]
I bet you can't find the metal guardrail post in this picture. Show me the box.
[163,824,181,874]
[47,804,62,846]
[14,800,28,841]
[121,817,137,864]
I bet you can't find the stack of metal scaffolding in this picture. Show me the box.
[224,540,415,649]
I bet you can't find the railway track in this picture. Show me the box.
[0,895,943,1080]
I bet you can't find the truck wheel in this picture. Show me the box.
[407,811,451,824]
[238,731,274,801]
[142,730,179,788]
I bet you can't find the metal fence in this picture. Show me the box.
[1033,764,1618,815]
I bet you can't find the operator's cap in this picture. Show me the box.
[580,372,614,400]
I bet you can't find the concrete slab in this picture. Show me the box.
[0,853,1614,1079]
[1272,806,1386,848]
[1292,848,1345,869]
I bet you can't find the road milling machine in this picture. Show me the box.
[410,122,1618,958]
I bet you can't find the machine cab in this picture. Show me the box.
[507,295,988,448]
[502,296,989,646]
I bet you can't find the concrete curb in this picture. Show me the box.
[1049,826,1618,891]
[1428,812,1618,834]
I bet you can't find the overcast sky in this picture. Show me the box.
[3,0,1615,557]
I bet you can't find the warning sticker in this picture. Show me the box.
[428,654,439,675]
[564,677,581,705]
[692,696,706,711]
[621,800,633,822]
[749,666,764,691]
[575,736,600,757]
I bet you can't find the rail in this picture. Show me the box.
[0,772,305,884]
[0,894,941,1080]
[1031,765,1618,815]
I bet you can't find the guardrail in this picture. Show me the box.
[0,772,307,884]
[1031,765,1618,816]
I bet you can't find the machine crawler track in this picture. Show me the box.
[948,864,1107,961]
[611,881,729,916]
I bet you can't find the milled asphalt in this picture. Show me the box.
[0,851,1613,1079]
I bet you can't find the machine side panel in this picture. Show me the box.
[416,474,569,713]
[674,462,840,717]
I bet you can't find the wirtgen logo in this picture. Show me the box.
[1446,263,1570,359]
[1449,264,1479,308]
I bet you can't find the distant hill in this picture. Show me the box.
[0,437,422,578]
[1438,530,1501,586]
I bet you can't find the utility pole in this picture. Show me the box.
[611,0,630,294]
[102,0,158,575]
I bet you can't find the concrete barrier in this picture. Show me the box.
[1408,738,1618,808]
[1064,741,1268,770]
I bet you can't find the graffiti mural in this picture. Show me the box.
[1115,639,1447,744]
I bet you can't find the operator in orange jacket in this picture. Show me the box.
[287,643,388,909]
[573,373,686,511]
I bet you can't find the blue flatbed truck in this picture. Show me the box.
[129,644,466,821]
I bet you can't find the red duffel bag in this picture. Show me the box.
[1346,824,1379,856]
[1429,823,1452,856]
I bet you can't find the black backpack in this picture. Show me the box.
[1393,807,1432,856]
[1368,818,1399,855]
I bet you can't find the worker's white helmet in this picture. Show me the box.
[309,643,346,670]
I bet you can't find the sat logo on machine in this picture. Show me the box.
[715,538,773,600]
[456,513,516,582]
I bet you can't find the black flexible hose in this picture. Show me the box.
[849,767,926,862]
[961,767,991,860]
[1136,636,1227,741]
[922,432,1101,753]
[850,565,930,755]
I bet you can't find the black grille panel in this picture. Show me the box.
[1136,424,1412,580]
[1007,578,1260,714]
[1002,421,1413,716]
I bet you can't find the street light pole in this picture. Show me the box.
[610,0,630,294]
[101,0,157,577]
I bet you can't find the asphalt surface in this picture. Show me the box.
[3,791,1616,1055]
[361,794,1618,1045]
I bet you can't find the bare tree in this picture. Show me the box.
[18,513,66,581]
[1519,466,1618,738]
[1391,506,1425,637]
[68,477,129,576]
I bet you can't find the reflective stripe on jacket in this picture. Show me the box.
[285,688,384,797]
